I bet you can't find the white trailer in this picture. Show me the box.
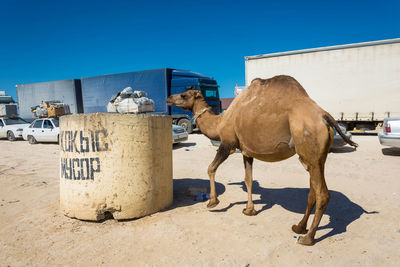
[245,38,400,130]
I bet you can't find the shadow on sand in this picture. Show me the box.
[93,178,224,222]
[170,178,226,209]
[330,146,356,153]
[210,180,378,243]
[173,142,197,149]
[381,147,400,156]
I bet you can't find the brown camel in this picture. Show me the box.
[166,75,358,245]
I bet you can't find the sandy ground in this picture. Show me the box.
[1,133,400,266]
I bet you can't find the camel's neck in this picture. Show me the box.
[192,99,221,141]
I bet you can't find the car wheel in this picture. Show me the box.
[178,118,193,134]
[7,131,16,141]
[28,135,37,144]
[57,135,59,144]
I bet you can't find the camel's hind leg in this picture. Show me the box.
[288,111,333,245]
[243,156,257,216]
[292,185,315,234]
[207,143,231,208]
[297,163,330,246]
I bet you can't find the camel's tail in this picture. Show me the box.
[323,113,359,149]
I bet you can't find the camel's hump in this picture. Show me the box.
[251,75,300,86]
[247,75,309,97]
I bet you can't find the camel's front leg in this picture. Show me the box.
[243,156,257,216]
[207,143,231,208]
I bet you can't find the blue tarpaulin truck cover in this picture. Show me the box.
[80,69,170,114]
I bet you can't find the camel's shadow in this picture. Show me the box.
[211,181,378,243]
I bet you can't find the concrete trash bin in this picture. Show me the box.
[59,113,173,221]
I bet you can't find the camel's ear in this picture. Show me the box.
[194,91,202,99]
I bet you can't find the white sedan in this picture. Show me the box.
[0,117,30,141]
[23,118,60,144]
[172,124,188,144]
[378,117,400,148]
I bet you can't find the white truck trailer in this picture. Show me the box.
[245,38,400,130]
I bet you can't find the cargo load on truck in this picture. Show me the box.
[31,101,71,118]
[106,87,155,114]
[16,79,83,119]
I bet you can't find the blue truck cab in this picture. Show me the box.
[170,69,221,133]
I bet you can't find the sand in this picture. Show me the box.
[1,134,400,266]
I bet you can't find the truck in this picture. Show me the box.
[0,90,18,117]
[245,38,400,130]
[17,68,221,133]
[0,91,30,141]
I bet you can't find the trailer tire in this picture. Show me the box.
[356,123,376,131]
[178,118,193,134]
[347,124,353,131]
[7,131,16,141]
[28,135,37,144]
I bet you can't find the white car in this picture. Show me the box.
[172,124,188,144]
[23,118,60,144]
[378,117,400,148]
[0,117,30,141]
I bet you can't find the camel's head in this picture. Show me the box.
[166,90,204,110]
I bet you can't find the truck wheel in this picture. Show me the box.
[178,118,193,134]
[356,123,376,131]
[7,131,16,141]
[28,135,37,144]
[346,123,355,131]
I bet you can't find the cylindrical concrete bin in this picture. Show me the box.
[59,113,173,221]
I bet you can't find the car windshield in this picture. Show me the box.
[52,119,59,127]
[3,118,28,125]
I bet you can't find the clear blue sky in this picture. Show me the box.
[1,0,399,101]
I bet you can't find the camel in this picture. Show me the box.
[166,75,358,245]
